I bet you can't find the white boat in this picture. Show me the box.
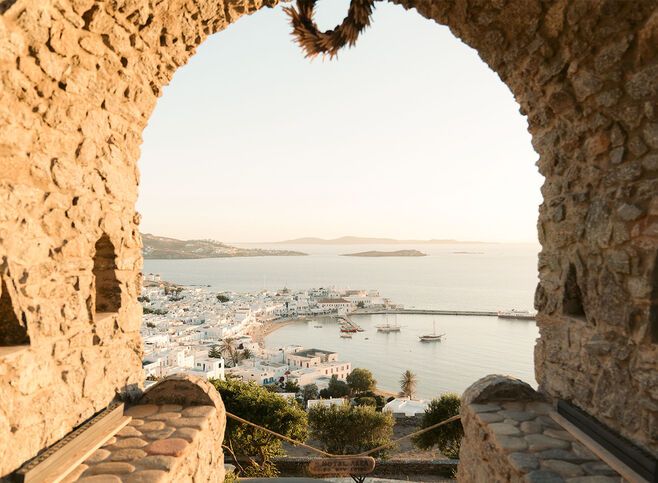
[497,309,536,320]
[419,320,444,342]
[419,333,444,342]
[340,333,352,339]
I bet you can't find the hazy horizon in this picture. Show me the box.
[142,231,540,246]
[137,1,543,244]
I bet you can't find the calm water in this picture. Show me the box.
[266,314,538,399]
[144,242,540,397]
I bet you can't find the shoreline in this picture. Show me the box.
[247,317,400,398]
[247,317,307,345]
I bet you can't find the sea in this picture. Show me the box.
[143,242,540,399]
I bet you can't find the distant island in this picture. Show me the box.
[273,236,485,245]
[341,250,427,257]
[142,233,307,259]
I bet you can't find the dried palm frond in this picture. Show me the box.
[283,0,377,59]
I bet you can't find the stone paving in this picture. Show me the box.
[468,400,622,483]
[64,403,216,483]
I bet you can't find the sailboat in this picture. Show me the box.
[419,319,444,342]
[376,314,401,333]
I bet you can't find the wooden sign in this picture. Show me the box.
[308,457,376,476]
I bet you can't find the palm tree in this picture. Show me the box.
[242,348,253,361]
[399,370,417,399]
[218,337,239,366]
[218,337,235,356]
[208,345,222,359]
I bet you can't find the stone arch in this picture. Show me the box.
[0,277,29,347]
[93,233,122,313]
[0,0,657,476]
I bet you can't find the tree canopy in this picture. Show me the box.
[301,384,319,402]
[412,393,463,459]
[284,380,301,394]
[212,379,308,476]
[308,403,394,456]
[208,346,222,359]
[346,368,377,394]
[320,375,350,398]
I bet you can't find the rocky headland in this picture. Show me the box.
[142,233,307,259]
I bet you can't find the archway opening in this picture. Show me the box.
[93,234,122,314]
[138,0,542,400]
[0,279,29,347]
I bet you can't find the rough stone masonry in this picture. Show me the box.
[0,0,657,479]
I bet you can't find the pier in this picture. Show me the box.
[353,308,499,317]
[337,315,364,330]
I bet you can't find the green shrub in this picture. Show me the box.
[308,403,394,456]
[412,393,462,459]
[212,379,308,477]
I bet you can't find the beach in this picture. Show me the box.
[247,317,306,345]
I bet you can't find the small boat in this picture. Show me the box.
[376,314,401,333]
[340,327,358,333]
[313,324,323,328]
[419,333,444,342]
[419,320,444,342]
[340,334,352,339]
[497,309,536,320]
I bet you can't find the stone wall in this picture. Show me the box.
[63,375,227,482]
[0,0,656,478]
[0,0,273,475]
[391,0,658,457]
[458,376,622,483]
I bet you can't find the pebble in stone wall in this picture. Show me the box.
[0,0,657,477]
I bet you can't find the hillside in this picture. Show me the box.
[274,236,484,244]
[142,234,307,259]
[341,250,427,257]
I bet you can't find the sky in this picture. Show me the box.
[136,1,544,243]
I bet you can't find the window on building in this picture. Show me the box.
[0,279,29,347]
[93,234,122,313]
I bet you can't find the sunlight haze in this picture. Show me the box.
[136,1,543,243]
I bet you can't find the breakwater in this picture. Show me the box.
[354,308,499,317]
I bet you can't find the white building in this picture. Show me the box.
[286,348,338,369]
[317,298,354,314]
[383,397,430,417]
[306,398,345,411]
[185,356,225,381]
[225,366,279,385]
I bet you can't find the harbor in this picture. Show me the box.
[265,312,539,398]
